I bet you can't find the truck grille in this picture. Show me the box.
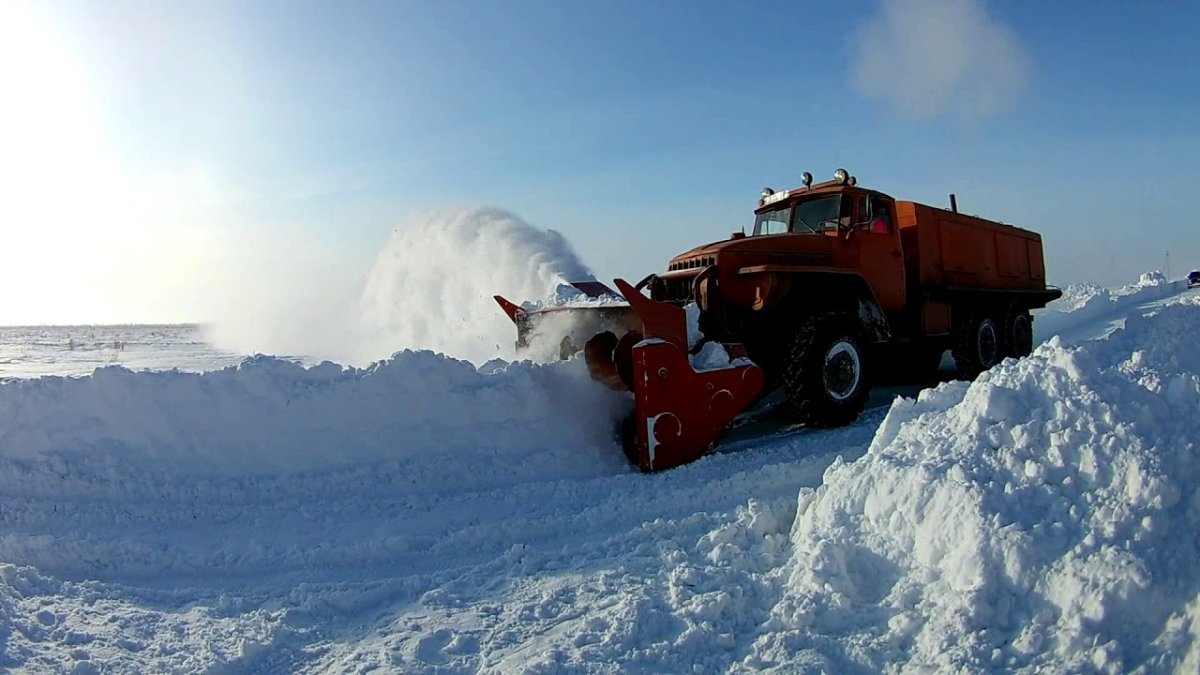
[658,275,696,303]
[668,256,715,272]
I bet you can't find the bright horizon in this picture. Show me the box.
[2,0,1198,326]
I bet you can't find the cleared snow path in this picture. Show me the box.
[0,402,880,672]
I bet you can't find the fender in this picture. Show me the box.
[731,266,893,343]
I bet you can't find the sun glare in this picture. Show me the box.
[0,1,211,324]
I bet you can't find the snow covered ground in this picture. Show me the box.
[1,279,1198,672]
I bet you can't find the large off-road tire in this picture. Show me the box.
[952,313,1002,379]
[1004,307,1034,359]
[782,313,870,428]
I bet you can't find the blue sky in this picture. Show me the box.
[2,0,1199,323]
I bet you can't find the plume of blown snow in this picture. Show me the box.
[200,228,367,361]
[851,0,1028,121]
[352,207,596,365]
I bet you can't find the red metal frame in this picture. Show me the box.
[607,279,764,472]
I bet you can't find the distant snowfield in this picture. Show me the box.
[0,278,1197,672]
[0,324,242,380]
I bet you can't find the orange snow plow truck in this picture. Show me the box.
[496,169,1062,472]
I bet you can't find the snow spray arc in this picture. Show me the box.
[354,207,596,365]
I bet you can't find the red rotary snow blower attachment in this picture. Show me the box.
[584,279,765,472]
[494,281,639,360]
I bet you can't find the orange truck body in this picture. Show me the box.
[895,202,1051,337]
[651,180,1060,351]
[899,202,1048,292]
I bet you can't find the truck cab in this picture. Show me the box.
[750,179,907,314]
[652,171,905,353]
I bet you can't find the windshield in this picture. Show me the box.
[752,195,844,236]
[752,207,791,235]
[792,195,843,233]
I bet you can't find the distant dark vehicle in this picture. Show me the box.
[1189,270,1200,288]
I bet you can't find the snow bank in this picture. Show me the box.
[354,207,597,365]
[1036,270,1186,342]
[0,351,631,491]
[753,301,1200,672]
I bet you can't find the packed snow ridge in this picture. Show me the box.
[0,352,630,485]
[1035,270,1187,342]
[0,279,1197,672]
[758,293,1200,672]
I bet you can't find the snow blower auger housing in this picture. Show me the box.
[584,279,765,472]
[494,281,639,360]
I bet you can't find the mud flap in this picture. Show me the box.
[591,279,765,472]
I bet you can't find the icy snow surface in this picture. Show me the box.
[0,282,1198,672]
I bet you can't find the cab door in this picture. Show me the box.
[852,194,906,312]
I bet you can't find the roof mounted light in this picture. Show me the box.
[801,171,813,188]
[761,188,790,206]
[833,168,849,185]
[847,176,857,187]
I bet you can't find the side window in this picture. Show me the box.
[838,194,853,231]
[853,195,869,228]
[866,197,893,234]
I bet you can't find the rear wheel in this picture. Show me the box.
[1004,307,1034,358]
[782,314,870,428]
[952,313,1002,379]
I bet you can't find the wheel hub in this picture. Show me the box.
[823,341,861,401]
[977,321,999,366]
[1012,315,1032,356]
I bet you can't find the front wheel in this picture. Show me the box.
[782,314,871,428]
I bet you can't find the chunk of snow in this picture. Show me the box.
[688,341,752,372]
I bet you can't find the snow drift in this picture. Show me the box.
[1035,271,1186,342]
[755,295,1200,673]
[0,352,630,488]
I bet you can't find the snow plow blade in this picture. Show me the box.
[586,278,765,472]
